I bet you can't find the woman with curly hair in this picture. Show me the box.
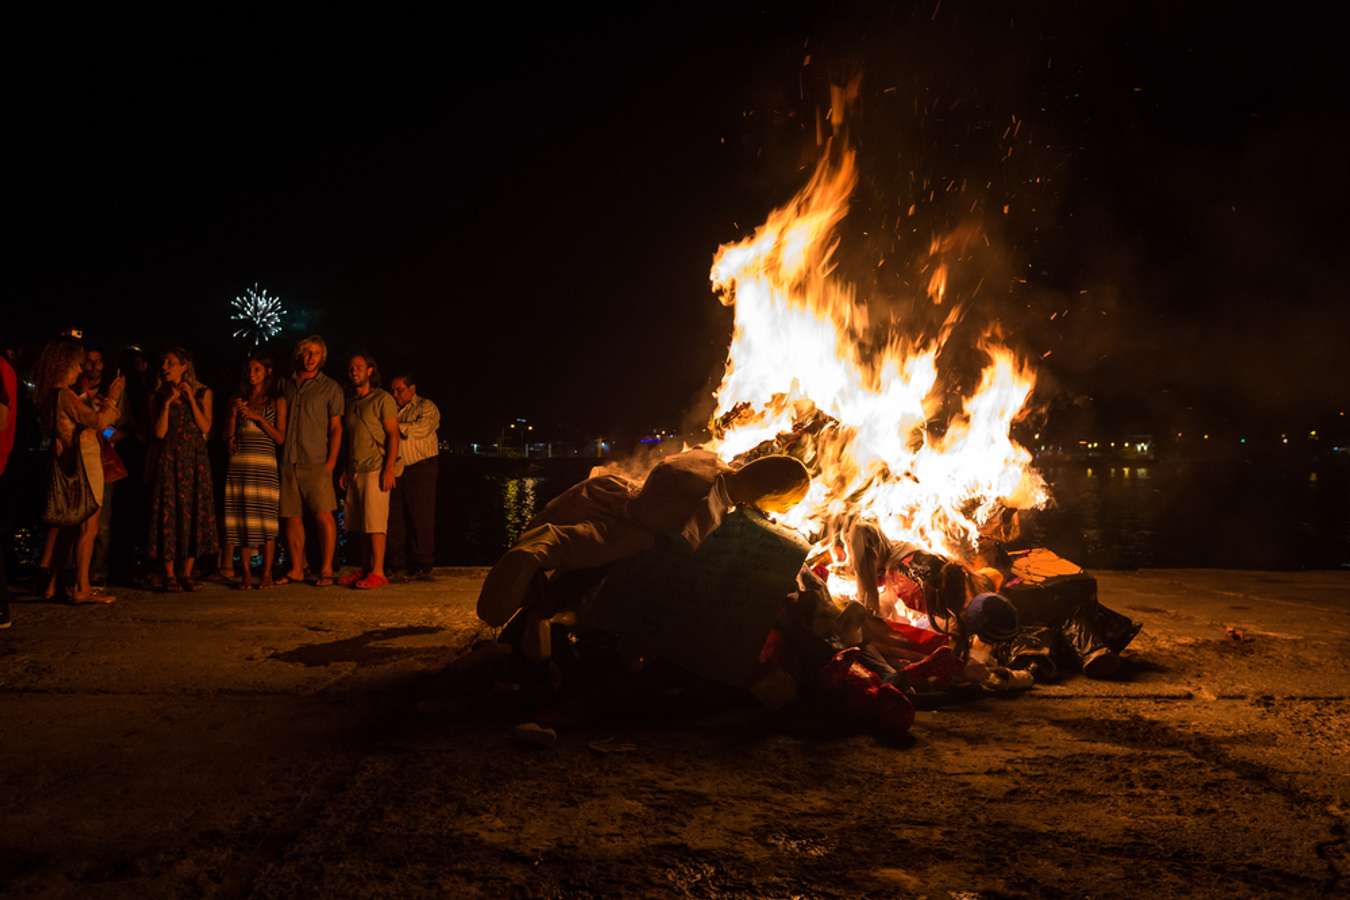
[34,338,125,603]
[149,347,218,592]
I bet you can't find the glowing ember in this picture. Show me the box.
[703,97,1048,613]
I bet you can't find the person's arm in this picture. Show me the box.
[380,413,400,492]
[400,398,440,440]
[185,386,212,436]
[66,386,120,431]
[225,400,240,454]
[255,396,286,445]
[93,375,126,430]
[325,415,342,473]
[324,383,343,473]
[153,391,175,439]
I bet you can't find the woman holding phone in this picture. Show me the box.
[33,339,126,603]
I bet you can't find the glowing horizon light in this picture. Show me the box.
[230,284,286,346]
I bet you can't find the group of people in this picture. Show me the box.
[0,333,442,628]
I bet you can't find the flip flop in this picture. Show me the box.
[273,574,303,586]
[313,576,335,588]
[336,571,365,587]
[354,573,389,590]
[72,590,117,605]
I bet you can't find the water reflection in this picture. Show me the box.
[1023,460,1350,569]
[435,458,1350,570]
[501,477,541,546]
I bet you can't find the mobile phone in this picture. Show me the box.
[101,427,115,439]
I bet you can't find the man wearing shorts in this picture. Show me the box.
[279,336,344,586]
[337,353,399,590]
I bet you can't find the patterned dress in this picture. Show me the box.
[149,390,219,562]
[223,402,280,547]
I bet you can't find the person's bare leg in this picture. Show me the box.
[72,515,100,597]
[221,542,237,579]
[369,533,387,578]
[45,527,73,599]
[40,526,61,597]
[240,549,254,588]
[39,526,58,569]
[260,539,276,587]
[315,510,337,578]
[283,516,306,580]
[183,558,195,580]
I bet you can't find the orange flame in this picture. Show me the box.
[704,120,1047,607]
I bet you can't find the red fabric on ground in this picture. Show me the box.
[879,618,947,655]
[902,645,964,687]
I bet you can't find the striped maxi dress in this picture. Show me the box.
[223,403,280,547]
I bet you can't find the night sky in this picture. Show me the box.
[9,2,1348,442]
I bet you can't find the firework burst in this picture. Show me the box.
[230,284,286,345]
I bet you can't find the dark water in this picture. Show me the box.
[12,453,1345,576]
[437,456,1350,571]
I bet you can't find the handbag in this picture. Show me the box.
[43,439,100,526]
[100,436,129,483]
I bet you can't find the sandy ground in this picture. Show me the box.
[1,568,1347,898]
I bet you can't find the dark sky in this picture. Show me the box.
[8,2,1348,440]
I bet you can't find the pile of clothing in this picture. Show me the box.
[479,450,1141,743]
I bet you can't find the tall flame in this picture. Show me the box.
[705,124,1047,592]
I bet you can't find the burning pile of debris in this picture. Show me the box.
[478,444,1141,743]
[476,87,1141,741]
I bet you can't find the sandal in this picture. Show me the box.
[162,576,183,593]
[273,572,304,587]
[182,578,203,593]
[72,589,117,605]
[354,573,389,590]
[336,571,365,587]
[313,575,335,588]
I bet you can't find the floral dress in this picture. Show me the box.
[148,390,218,562]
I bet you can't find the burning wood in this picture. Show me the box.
[479,88,1140,743]
[704,104,1047,591]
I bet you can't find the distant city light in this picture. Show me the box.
[230,284,286,346]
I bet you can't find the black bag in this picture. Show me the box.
[43,443,99,526]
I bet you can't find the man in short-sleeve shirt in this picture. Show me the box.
[279,335,345,586]
[337,353,399,589]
